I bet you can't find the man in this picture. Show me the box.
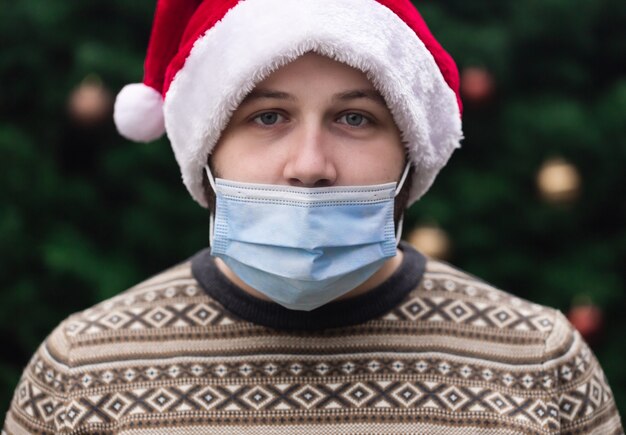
[4,0,622,434]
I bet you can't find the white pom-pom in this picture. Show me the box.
[113,83,165,142]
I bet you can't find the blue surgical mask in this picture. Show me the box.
[206,164,410,311]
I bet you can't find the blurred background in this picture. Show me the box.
[1,0,625,418]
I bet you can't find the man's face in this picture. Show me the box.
[211,53,405,187]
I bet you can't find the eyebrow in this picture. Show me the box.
[239,88,387,106]
[240,89,296,104]
[332,89,387,106]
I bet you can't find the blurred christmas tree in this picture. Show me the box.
[1,0,624,418]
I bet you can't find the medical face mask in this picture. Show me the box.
[206,164,410,311]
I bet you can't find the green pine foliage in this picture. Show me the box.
[1,0,624,417]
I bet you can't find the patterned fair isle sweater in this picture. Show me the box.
[3,243,623,434]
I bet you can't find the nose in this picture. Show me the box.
[283,123,337,188]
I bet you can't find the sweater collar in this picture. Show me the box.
[191,241,425,331]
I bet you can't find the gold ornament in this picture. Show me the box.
[68,75,113,126]
[407,225,451,260]
[537,157,581,204]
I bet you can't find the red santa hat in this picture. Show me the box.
[114,0,463,207]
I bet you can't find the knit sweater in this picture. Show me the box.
[4,243,623,434]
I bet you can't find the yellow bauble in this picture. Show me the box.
[408,226,451,260]
[537,157,581,204]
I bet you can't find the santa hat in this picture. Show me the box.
[114,0,463,207]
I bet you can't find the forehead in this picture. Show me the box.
[239,53,388,108]
[259,53,371,85]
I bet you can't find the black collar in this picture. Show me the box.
[191,241,425,331]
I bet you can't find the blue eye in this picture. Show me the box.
[253,112,283,126]
[338,113,369,127]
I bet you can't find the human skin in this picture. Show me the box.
[211,53,407,303]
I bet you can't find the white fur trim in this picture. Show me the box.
[164,0,463,207]
[114,83,165,142]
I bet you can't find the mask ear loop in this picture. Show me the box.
[204,164,217,192]
[394,161,411,197]
[205,165,217,246]
[395,214,405,245]
[394,161,411,244]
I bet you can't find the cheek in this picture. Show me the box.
[338,137,405,184]
[212,136,287,183]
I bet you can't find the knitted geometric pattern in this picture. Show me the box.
[4,255,622,434]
